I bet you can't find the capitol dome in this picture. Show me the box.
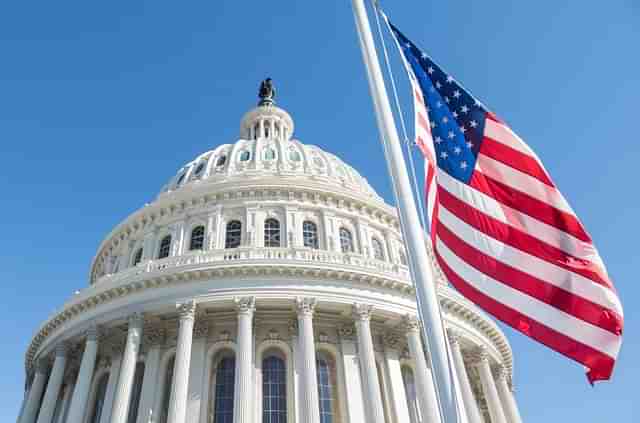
[18,88,522,423]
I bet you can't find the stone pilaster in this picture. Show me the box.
[110,313,144,423]
[352,303,385,423]
[233,297,255,423]
[36,344,68,423]
[136,323,165,423]
[382,334,412,423]
[295,297,320,423]
[167,301,196,423]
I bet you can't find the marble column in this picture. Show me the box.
[447,330,482,423]
[381,334,412,423]
[136,325,164,423]
[233,297,255,423]
[352,304,385,423]
[100,354,123,423]
[167,301,196,423]
[36,344,68,423]
[67,326,100,423]
[475,348,507,423]
[20,360,50,423]
[185,317,209,423]
[110,313,144,423]
[338,326,367,423]
[403,315,441,423]
[296,297,320,423]
[495,365,523,423]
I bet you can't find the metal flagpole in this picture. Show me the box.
[349,1,458,423]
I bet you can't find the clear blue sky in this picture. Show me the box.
[0,1,637,421]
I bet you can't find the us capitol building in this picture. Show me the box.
[17,83,523,423]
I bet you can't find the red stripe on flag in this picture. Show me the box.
[480,136,554,186]
[437,186,612,288]
[417,112,430,133]
[469,171,591,243]
[437,223,623,334]
[414,88,425,106]
[435,249,616,383]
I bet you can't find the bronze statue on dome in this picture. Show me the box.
[258,78,275,106]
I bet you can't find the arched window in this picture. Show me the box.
[89,373,109,423]
[225,221,242,249]
[264,218,281,248]
[190,226,205,251]
[160,356,175,423]
[158,235,172,259]
[126,362,145,423]
[194,162,205,177]
[213,357,236,423]
[216,155,227,167]
[303,221,319,249]
[316,355,339,423]
[132,248,144,266]
[289,149,301,162]
[239,150,251,162]
[399,249,408,266]
[372,238,385,261]
[262,356,287,423]
[339,227,354,253]
[402,367,419,423]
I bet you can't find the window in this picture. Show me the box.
[213,357,235,423]
[225,221,242,249]
[254,123,260,140]
[160,357,175,423]
[289,150,301,162]
[89,374,109,423]
[339,228,354,253]
[176,173,186,186]
[216,156,227,167]
[262,356,287,423]
[239,150,251,162]
[126,362,145,423]
[303,221,319,249]
[194,162,205,176]
[399,249,408,266]
[158,235,172,259]
[132,248,143,266]
[372,238,385,261]
[264,218,281,248]
[264,148,276,161]
[190,226,205,251]
[402,367,419,423]
[317,357,338,423]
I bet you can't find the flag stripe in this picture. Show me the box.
[484,115,540,160]
[437,185,612,288]
[435,245,617,383]
[480,136,554,186]
[436,213,623,333]
[435,238,620,357]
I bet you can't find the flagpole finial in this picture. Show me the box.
[258,78,276,107]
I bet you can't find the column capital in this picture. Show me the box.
[128,312,145,328]
[296,297,317,317]
[234,296,256,315]
[402,314,421,333]
[493,363,508,381]
[35,358,51,374]
[382,332,403,351]
[446,328,461,346]
[352,303,374,321]
[85,324,101,342]
[177,300,197,320]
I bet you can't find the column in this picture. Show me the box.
[100,354,123,423]
[355,219,370,257]
[172,221,186,256]
[447,330,483,423]
[338,325,366,423]
[352,304,385,423]
[321,211,337,252]
[185,317,209,423]
[381,334,411,423]
[55,375,75,423]
[66,326,100,423]
[110,313,144,423]
[475,348,507,423]
[403,315,441,423]
[233,297,255,423]
[296,298,320,423]
[495,365,523,423]
[167,301,196,423]
[142,231,157,261]
[20,360,49,423]
[136,325,164,423]
[289,321,302,423]
[206,207,222,250]
[36,344,68,423]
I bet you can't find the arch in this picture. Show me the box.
[190,225,206,251]
[264,218,281,248]
[225,220,242,249]
[371,237,385,261]
[339,227,354,254]
[157,235,172,259]
[201,341,237,423]
[256,340,294,423]
[302,221,319,249]
[315,350,342,423]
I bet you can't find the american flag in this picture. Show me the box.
[386,18,623,383]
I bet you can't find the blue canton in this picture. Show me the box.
[389,23,488,184]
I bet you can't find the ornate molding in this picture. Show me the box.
[402,314,420,333]
[338,323,355,340]
[234,296,255,315]
[193,316,210,339]
[352,303,374,321]
[295,297,317,316]
[177,300,197,320]
[382,332,403,350]
[143,325,165,347]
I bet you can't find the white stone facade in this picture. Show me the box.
[18,101,522,423]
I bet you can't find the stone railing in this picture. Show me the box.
[93,246,411,287]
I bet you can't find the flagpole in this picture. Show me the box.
[350,1,458,422]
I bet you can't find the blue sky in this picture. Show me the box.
[0,1,637,421]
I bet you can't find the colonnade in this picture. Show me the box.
[18,299,522,423]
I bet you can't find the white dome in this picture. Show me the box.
[159,104,381,201]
